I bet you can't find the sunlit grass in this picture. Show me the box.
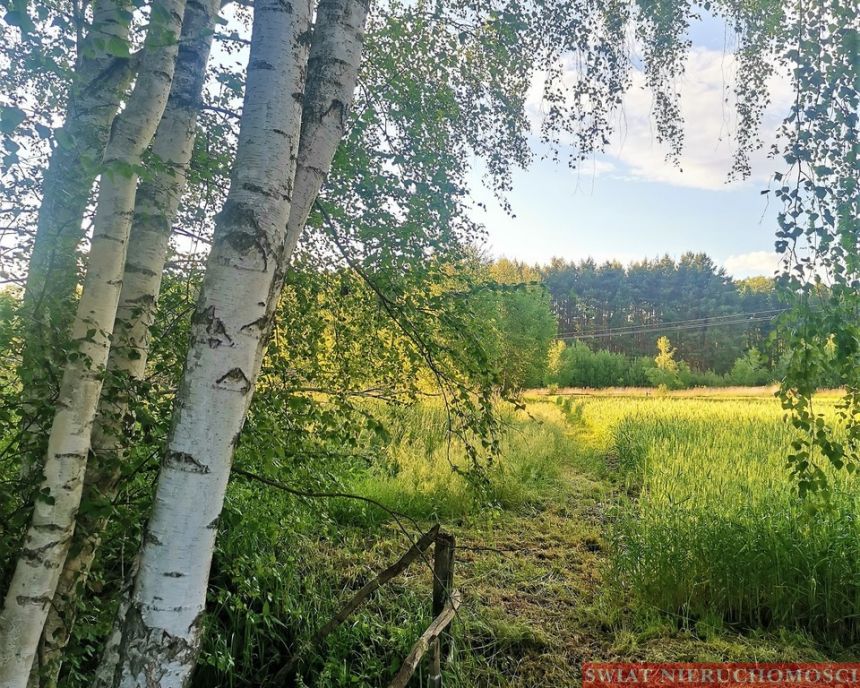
[573,395,860,641]
[339,400,571,523]
[194,392,859,688]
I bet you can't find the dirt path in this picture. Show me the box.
[451,427,617,686]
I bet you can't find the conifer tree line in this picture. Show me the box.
[541,254,780,372]
[543,253,783,366]
[487,255,785,389]
[0,0,856,685]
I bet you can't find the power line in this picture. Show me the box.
[554,308,787,339]
[556,315,781,341]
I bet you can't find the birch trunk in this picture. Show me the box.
[0,2,186,685]
[283,0,369,258]
[248,0,368,372]
[18,0,133,478]
[103,2,313,685]
[30,1,221,684]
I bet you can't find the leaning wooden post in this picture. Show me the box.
[432,532,456,666]
[387,591,461,688]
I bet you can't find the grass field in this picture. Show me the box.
[191,390,859,687]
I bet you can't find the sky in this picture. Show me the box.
[469,12,792,279]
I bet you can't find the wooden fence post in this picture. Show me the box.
[432,532,456,665]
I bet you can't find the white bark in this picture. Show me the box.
[248,0,368,374]
[103,2,313,686]
[32,2,221,685]
[19,0,133,479]
[284,0,369,258]
[0,2,186,685]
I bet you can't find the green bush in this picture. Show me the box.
[553,341,652,387]
[727,347,772,386]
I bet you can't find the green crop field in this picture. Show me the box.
[575,394,859,641]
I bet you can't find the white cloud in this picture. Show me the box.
[527,46,794,191]
[723,251,781,278]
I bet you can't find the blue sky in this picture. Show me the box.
[470,12,791,279]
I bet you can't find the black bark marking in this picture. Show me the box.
[127,293,156,305]
[215,367,251,394]
[21,538,66,561]
[163,571,185,577]
[124,264,159,276]
[215,200,271,271]
[55,452,86,461]
[241,182,278,199]
[249,60,275,71]
[239,315,268,333]
[193,305,233,348]
[120,602,200,683]
[144,530,163,546]
[321,98,346,126]
[164,451,210,474]
[61,474,84,491]
[33,522,66,533]
[17,595,52,608]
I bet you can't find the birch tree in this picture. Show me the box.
[0,1,187,684]
[29,1,223,685]
[100,1,313,684]
[17,0,134,477]
[284,0,369,257]
[97,1,370,683]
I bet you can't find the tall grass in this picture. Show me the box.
[337,400,570,523]
[594,396,860,641]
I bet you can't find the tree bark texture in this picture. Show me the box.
[18,0,133,478]
[0,2,186,684]
[31,1,221,685]
[102,2,313,686]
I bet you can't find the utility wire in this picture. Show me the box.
[557,315,780,341]
[554,308,787,339]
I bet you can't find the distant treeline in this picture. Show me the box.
[541,253,780,373]
[487,254,791,389]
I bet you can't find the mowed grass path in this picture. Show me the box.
[440,392,860,686]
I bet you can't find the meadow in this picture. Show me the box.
[180,390,860,686]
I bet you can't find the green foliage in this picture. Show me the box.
[653,336,677,372]
[554,341,652,388]
[728,347,771,386]
[769,0,860,495]
[481,260,558,390]
[0,287,25,586]
[0,0,856,683]
[550,336,774,390]
[193,400,568,687]
[645,336,683,389]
